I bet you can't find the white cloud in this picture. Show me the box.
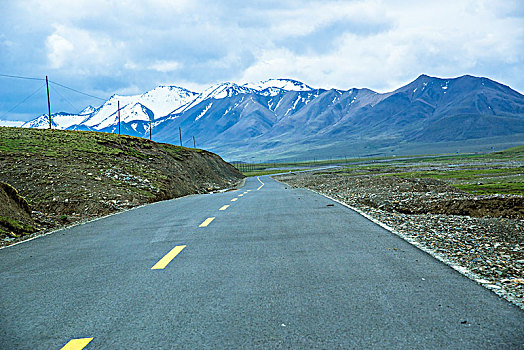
[44,24,126,75]
[149,60,182,73]
[24,0,524,91]
[1,0,524,121]
[46,33,74,69]
[240,0,524,91]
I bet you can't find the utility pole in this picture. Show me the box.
[179,127,182,147]
[149,117,152,140]
[193,136,196,148]
[118,100,121,135]
[46,76,51,129]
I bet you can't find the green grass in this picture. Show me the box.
[490,145,524,159]
[0,216,36,236]
[242,169,301,177]
[0,126,186,160]
[0,128,124,156]
[453,182,524,195]
[389,167,524,180]
[233,148,519,175]
[293,145,524,196]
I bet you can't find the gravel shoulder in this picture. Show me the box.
[275,168,524,309]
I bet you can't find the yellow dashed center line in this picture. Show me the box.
[199,217,215,227]
[231,198,238,202]
[238,194,244,197]
[60,338,93,350]
[151,245,187,270]
[219,205,230,211]
[257,177,264,190]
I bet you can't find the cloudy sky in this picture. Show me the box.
[1,0,523,122]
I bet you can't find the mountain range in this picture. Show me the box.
[22,75,524,161]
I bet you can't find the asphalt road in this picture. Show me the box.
[1,176,522,349]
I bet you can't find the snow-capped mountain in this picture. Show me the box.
[22,85,197,131]
[79,86,197,130]
[243,78,313,93]
[20,75,524,161]
[0,120,24,127]
[79,105,96,115]
[21,112,87,129]
[21,79,314,132]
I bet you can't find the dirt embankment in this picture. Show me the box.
[0,182,37,238]
[0,127,244,245]
[340,175,524,220]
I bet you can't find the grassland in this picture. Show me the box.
[241,145,524,195]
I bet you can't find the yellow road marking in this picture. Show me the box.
[151,245,186,270]
[61,338,93,350]
[231,198,238,202]
[247,190,251,192]
[238,194,244,197]
[219,205,230,210]
[199,217,215,227]
[257,177,264,190]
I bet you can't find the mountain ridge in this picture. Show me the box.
[21,75,524,161]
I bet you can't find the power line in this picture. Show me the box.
[48,80,106,101]
[49,84,80,113]
[0,83,47,120]
[0,73,107,101]
[0,73,45,81]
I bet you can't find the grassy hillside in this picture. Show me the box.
[0,127,243,245]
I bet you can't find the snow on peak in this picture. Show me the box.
[22,115,51,129]
[82,85,197,128]
[0,120,24,127]
[243,79,313,92]
[202,82,254,100]
[173,83,254,114]
[21,112,87,129]
[95,103,153,130]
[23,79,316,131]
[80,105,96,115]
[138,85,197,117]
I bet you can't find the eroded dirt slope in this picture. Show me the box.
[0,127,244,245]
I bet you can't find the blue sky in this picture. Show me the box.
[1,0,523,122]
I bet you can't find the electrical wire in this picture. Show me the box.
[0,72,107,101]
[49,84,80,113]
[0,73,45,81]
[49,80,106,101]
[0,83,47,120]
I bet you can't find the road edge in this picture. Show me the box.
[286,182,523,310]
[0,180,246,251]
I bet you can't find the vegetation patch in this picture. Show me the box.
[453,182,524,195]
[242,169,301,177]
[0,216,36,236]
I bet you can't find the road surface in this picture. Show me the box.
[1,176,522,349]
